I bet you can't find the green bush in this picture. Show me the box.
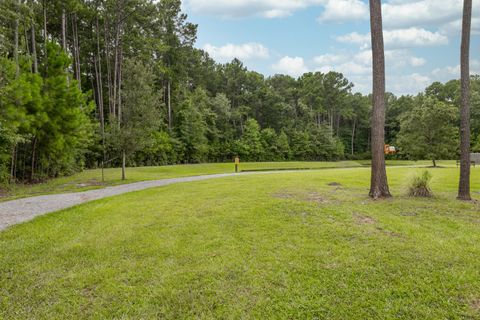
[408,170,433,197]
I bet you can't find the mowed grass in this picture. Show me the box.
[1,166,480,319]
[0,160,448,201]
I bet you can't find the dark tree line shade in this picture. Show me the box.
[0,0,478,196]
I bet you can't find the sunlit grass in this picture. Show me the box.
[1,166,479,318]
[1,160,455,201]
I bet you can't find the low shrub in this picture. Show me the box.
[408,170,433,197]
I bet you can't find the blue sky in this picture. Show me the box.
[182,0,480,95]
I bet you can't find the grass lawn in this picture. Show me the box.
[0,160,450,201]
[1,165,479,319]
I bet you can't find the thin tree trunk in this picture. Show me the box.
[336,114,340,136]
[458,0,472,201]
[14,0,19,77]
[10,144,16,183]
[31,21,38,73]
[112,34,119,118]
[112,10,121,119]
[23,19,30,64]
[104,20,113,117]
[351,119,356,156]
[75,16,81,89]
[30,137,37,181]
[61,9,66,49]
[71,13,81,89]
[121,150,126,180]
[369,0,391,199]
[329,113,333,137]
[433,159,437,167]
[42,0,47,58]
[23,20,33,73]
[21,143,26,181]
[95,16,105,148]
[92,65,98,107]
[167,81,172,130]
[118,44,123,125]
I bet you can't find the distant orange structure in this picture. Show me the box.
[384,145,397,155]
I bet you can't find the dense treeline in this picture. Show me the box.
[0,0,479,184]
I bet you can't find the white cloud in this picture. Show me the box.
[432,60,480,80]
[385,50,426,68]
[440,17,480,35]
[382,0,463,29]
[336,32,371,49]
[337,28,448,49]
[313,53,348,65]
[312,49,428,94]
[314,49,425,76]
[317,0,479,30]
[187,0,480,96]
[410,56,426,67]
[185,0,480,31]
[272,56,309,77]
[383,28,448,48]
[203,43,270,62]
[317,0,368,23]
[184,0,326,19]
[387,73,432,95]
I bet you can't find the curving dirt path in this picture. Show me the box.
[0,171,288,231]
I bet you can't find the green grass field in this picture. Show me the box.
[1,165,479,319]
[0,160,450,201]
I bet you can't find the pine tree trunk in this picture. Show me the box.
[121,150,126,180]
[24,20,30,67]
[112,5,122,119]
[14,0,19,76]
[10,144,16,183]
[329,113,333,137]
[104,20,114,117]
[351,119,356,156]
[61,9,66,49]
[30,137,37,181]
[95,16,105,147]
[168,81,172,130]
[117,44,123,125]
[369,0,391,199]
[72,13,81,89]
[458,0,472,201]
[42,0,47,59]
[31,21,38,73]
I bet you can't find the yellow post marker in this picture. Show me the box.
[234,157,240,173]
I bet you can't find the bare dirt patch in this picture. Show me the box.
[353,213,376,225]
[75,179,104,187]
[376,226,402,237]
[305,191,327,204]
[272,191,297,200]
[273,190,328,204]
[60,179,104,189]
[400,212,418,217]
[328,182,342,187]
[470,298,480,313]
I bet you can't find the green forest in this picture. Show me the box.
[0,0,479,185]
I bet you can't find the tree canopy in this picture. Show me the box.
[0,0,479,185]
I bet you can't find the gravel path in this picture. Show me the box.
[0,165,424,232]
[0,172,283,231]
